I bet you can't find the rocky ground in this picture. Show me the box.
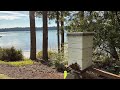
[0,62,63,79]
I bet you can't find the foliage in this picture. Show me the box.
[53,52,68,72]
[0,47,23,61]
[37,50,58,60]
[66,11,120,60]
[37,46,68,72]
[37,50,58,66]
[93,50,120,75]
[105,64,120,75]
[66,11,120,74]
[0,59,34,66]
[54,44,68,72]
[66,11,87,32]
[36,11,70,21]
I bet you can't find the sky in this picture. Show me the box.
[0,11,56,28]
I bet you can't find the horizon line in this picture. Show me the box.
[0,26,57,29]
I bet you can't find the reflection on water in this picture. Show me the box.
[0,30,67,51]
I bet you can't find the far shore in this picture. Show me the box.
[23,52,30,58]
[23,49,58,58]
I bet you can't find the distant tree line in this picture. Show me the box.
[0,27,58,32]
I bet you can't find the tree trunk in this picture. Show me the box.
[56,11,60,53]
[42,11,48,61]
[29,11,36,60]
[60,11,64,54]
[109,41,119,61]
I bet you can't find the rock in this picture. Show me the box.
[66,73,75,79]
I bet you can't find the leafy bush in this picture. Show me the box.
[54,62,66,72]
[37,50,57,60]
[53,52,68,72]
[37,50,58,67]
[54,44,68,72]
[0,47,23,61]
[92,50,120,75]
[37,49,68,72]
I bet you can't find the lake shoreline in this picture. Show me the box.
[23,49,58,58]
[0,30,67,51]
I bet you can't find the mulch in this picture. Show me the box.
[0,62,63,79]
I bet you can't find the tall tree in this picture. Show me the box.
[42,11,48,61]
[36,11,70,55]
[56,11,60,53]
[60,11,64,53]
[47,11,61,53]
[48,11,70,54]
[29,11,36,60]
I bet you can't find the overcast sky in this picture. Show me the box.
[0,11,56,28]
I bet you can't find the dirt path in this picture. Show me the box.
[0,63,63,79]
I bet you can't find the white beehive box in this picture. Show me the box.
[67,32,94,70]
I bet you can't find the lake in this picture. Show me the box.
[0,30,67,52]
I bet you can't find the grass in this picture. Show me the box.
[0,74,13,79]
[0,58,34,66]
[0,59,34,79]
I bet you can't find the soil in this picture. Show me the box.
[0,62,63,79]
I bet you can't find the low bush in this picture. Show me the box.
[0,47,23,61]
[53,52,68,72]
[37,50,57,60]
[37,50,68,72]
[92,50,120,75]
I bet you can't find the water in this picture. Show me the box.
[0,30,67,52]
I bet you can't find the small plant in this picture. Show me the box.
[37,46,68,72]
[0,47,23,61]
[53,49,68,72]
[54,55,67,72]
[37,50,58,67]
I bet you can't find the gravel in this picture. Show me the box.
[0,63,63,79]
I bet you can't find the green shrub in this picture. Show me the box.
[53,52,68,72]
[37,49,68,72]
[37,50,58,60]
[54,61,66,72]
[0,47,23,61]
[53,44,68,72]
[55,45,68,72]
[92,50,120,75]
[37,50,58,67]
